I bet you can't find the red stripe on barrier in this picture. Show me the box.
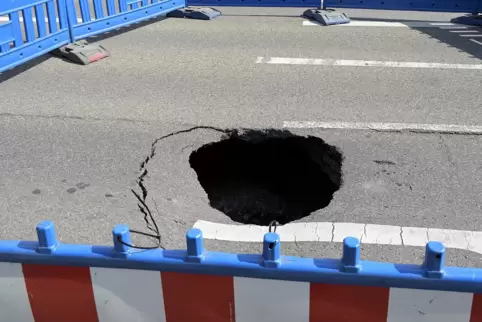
[471,293,482,322]
[161,272,235,322]
[309,283,389,322]
[22,264,98,322]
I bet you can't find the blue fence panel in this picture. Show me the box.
[66,0,186,41]
[0,0,71,73]
[186,0,479,13]
[475,0,482,13]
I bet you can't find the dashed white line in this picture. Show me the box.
[429,22,462,26]
[470,39,482,46]
[438,26,469,29]
[460,34,482,37]
[450,30,480,33]
[282,121,482,135]
[256,57,482,70]
[193,220,482,254]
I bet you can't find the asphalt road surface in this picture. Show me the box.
[0,8,481,268]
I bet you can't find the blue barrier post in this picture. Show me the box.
[475,0,482,14]
[186,228,204,263]
[36,220,58,254]
[262,232,281,268]
[424,241,445,278]
[341,237,361,273]
[113,224,131,258]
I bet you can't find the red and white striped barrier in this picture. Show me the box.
[1,221,482,322]
[1,262,482,322]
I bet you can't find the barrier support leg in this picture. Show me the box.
[302,0,350,26]
[451,14,482,27]
[167,7,222,20]
[51,40,110,66]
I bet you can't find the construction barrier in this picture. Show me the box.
[0,0,71,73]
[0,220,482,321]
[0,0,186,73]
[66,0,185,42]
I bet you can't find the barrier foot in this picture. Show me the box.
[51,40,110,66]
[166,7,221,20]
[303,8,350,26]
[451,14,482,27]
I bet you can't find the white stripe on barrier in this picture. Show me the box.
[234,277,310,322]
[193,220,482,254]
[0,261,481,320]
[282,121,482,135]
[387,288,474,321]
[90,267,166,322]
[256,57,482,70]
[0,263,34,322]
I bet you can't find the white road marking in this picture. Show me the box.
[193,220,482,254]
[302,20,467,28]
[282,121,482,135]
[429,22,463,26]
[461,34,482,37]
[438,26,468,29]
[256,57,482,70]
[471,39,482,46]
[450,30,480,33]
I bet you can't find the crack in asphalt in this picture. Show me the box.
[314,223,320,242]
[464,232,472,251]
[133,126,230,248]
[361,224,368,243]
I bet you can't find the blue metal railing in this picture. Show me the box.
[0,0,186,73]
[66,0,186,41]
[1,220,482,294]
[0,0,71,73]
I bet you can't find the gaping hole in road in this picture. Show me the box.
[189,129,343,226]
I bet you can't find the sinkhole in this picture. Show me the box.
[189,129,343,226]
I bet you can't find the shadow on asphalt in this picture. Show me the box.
[222,12,482,60]
[85,16,169,43]
[412,25,482,61]
[0,55,51,84]
[0,15,169,83]
[349,16,482,60]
